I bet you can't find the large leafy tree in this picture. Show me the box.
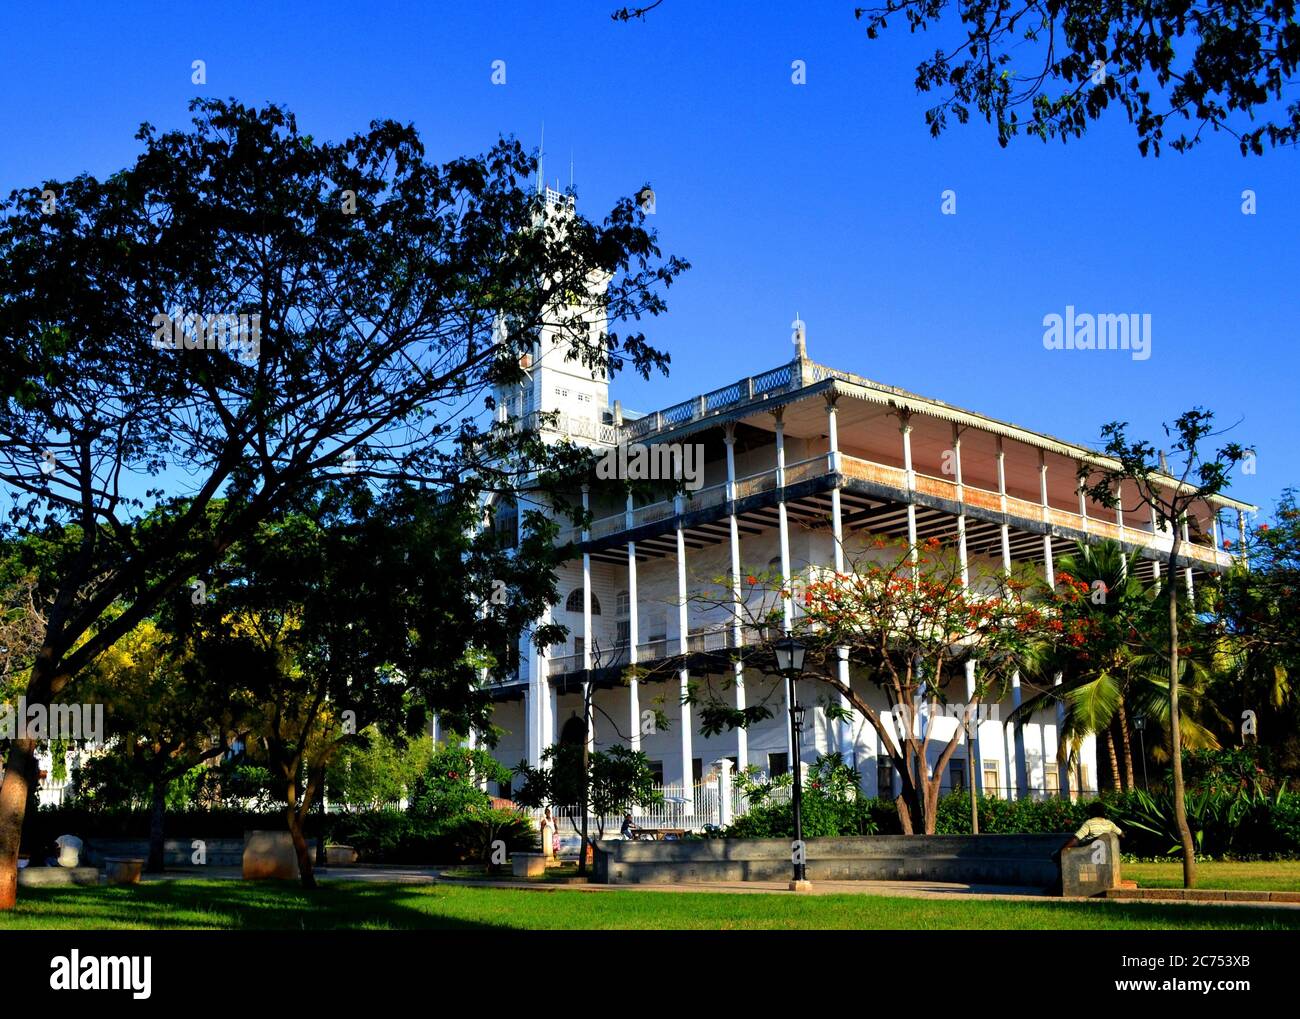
[855,1,1300,155]
[1214,489,1300,772]
[192,482,563,888]
[0,98,685,907]
[77,615,248,872]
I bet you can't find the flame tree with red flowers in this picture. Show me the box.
[678,534,1083,835]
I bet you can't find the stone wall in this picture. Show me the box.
[82,837,306,868]
[593,834,1080,891]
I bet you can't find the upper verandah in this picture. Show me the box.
[606,353,1255,517]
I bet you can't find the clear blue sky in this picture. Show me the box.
[2,2,1294,516]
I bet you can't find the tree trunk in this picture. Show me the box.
[967,722,979,835]
[1105,728,1123,793]
[284,776,317,890]
[286,805,316,889]
[1117,698,1136,792]
[0,738,38,910]
[1168,534,1196,888]
[147,778,167,873]
[923,776,940,834]
[893,792,914,834]
[312,765,327,870]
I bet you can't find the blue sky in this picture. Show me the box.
[2,1,1294,516]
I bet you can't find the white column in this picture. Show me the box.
[1114,484,1128,578]
[953,425,982,794]
[548,680,558,754]
[1039,450,1054,581]
[829,398,854,766]
[676,514,694,793]
[996,437,1011,569]
[901,411,918,556]
[532,561,554,769]
[954,427,970,588]
[1181,517,1195,602]
[627,493,641,756]
[582,484,592,672]
[1043,521,1070,799]
[774,410,794,759]
[582,485,594,753]
[724,424,748,771]
[826,396,841,473]
[716,758,734,827]
[1151,502,1164,594]
[1237,509,1249,566]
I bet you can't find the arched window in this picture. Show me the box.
[565,588,601,615]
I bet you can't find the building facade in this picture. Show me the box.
[473,192,1251,811]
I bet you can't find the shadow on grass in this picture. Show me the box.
[8,879,504,931]
[7,880,1300,931]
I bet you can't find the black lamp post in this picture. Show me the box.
[774,633,810,890]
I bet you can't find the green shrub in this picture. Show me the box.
[327,807,536,863]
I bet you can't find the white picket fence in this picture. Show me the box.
[524,778,780,838]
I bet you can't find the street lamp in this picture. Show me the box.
[774,633,810,891]
[1132,714,1149,789]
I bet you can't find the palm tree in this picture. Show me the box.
[1014,541,1147,792]
[1017,540,1230,791]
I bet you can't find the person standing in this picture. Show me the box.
[541,807,557,860]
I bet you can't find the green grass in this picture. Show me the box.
[0,879,1297,930]
[1127,860,1300,893]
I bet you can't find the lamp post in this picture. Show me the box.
[1132,714,1149,790]
[774,633,811,891]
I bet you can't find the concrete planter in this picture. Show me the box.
[325,844,358,866]
[104,857,145,885]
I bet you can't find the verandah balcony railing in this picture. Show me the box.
[545,624,767,678]
[554,454,1227,569]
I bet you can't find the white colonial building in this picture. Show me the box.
[471,190,1251,816]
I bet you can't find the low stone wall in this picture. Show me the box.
[83,837,309,869]
[593,834,1081,891]
[83,838,247,868]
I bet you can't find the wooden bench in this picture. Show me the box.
[632,827,687,841]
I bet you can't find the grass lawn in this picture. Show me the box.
[0,879,1298,930]
[1127,859,1300,892]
